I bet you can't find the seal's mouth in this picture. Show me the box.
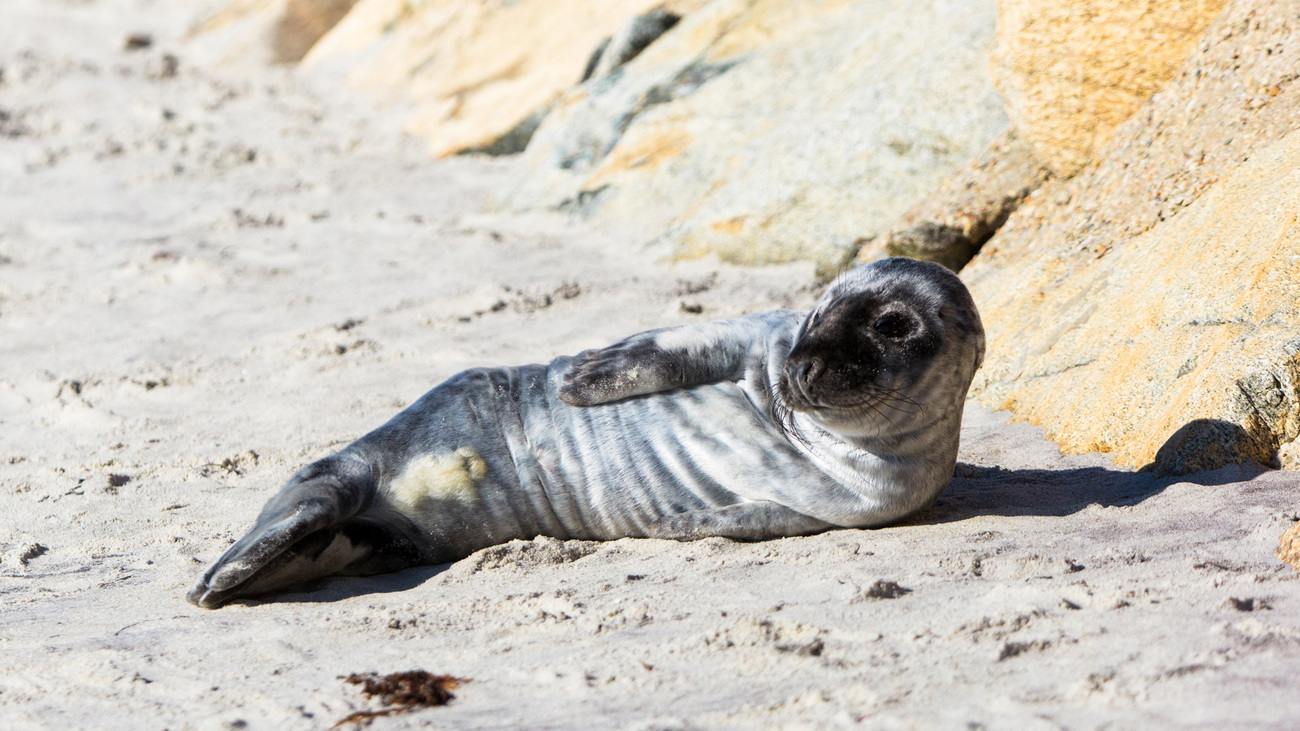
[780,375,891,413]
[777,365,926,437]
[777,367,876,414]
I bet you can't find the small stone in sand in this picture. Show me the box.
[123,33,152,51]
[861,580,912,600]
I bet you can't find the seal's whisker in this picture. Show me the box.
[816,390,924,416]
[769,384,813,449]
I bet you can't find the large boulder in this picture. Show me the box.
[854,127,1051,272]
[186,0,288,67]
[962,0,1300,474]
[186,0,360,66]
[275,0,361,63]
[1279,522,1300,571]
[499,0,1008,276]
[989,0,1228,175]
[300,0,709,157]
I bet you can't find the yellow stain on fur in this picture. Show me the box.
[388,448,488,509]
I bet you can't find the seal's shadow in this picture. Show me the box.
[234,565,450,608]
[911,459,1269,526]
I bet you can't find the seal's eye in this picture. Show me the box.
[872,312,912,339]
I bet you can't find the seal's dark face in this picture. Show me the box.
[778,258,984,439]
[782,291,942,409]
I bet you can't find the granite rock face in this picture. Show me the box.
[1277,522,1300,571]
[854,127,1051,271]
[274,0,361,63]
[989,0,1228,175]
[499,0,1008,275]
[187,0,359,67]
[963,0,1300,473]
[299,0,709,157]
[582,8,683,83]
[186,0,289,67]
[1280,439,1300,471]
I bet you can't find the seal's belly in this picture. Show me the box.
[367,362,828,546]
[516,362,826,539]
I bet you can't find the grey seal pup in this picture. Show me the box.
[187,258,984,608]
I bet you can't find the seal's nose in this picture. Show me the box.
[796,357,825,387]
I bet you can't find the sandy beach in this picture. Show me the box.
[2,1,1299,728]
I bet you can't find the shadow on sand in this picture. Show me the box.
[914,459,1271,526]
[916,416,1276,525]
[236,564,451,609]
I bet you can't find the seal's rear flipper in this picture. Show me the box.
[187,512,424,609]
[187,453,424,609]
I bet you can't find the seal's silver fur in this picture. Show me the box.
[187,258,983,608]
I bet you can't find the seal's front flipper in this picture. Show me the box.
[559,335,680,406]
[646,501,833,542]
[560,313,795,406]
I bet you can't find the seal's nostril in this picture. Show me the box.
[810,358,825,383]
[798,358,825,386]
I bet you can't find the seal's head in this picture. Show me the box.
[778,258,985,444]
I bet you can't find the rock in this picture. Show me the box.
[1280,440,1300,471]
[187,0,359,67]
[123,33,153,51]
[854,127,1051,271]
[186,0,288,68]
[583,8,683,83]
[273,0,361,64]
[300,0,709,157]
[1277,522,1300,571]
[989,0,1228,175]
[459,108,551,157]
[962,0,1300,471]
[1147,420,1264,478]
[500,0,1008,276]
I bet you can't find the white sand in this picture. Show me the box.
[2,2,1299,728]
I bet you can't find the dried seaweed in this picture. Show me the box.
[333,671,466,727]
